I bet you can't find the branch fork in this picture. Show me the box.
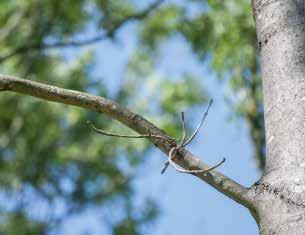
[87,99,225,175]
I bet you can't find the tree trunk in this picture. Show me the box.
[251,0,305,234]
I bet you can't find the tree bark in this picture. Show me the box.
[251,0,305,234]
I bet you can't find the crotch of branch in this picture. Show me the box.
[161,99,225,174]
[88,99,225,176]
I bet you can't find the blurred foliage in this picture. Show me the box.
[0,0,264,234]
[138,0,265,170]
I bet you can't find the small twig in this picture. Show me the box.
[87,121,175,142]
[161,161,170,174]
[88,100,223,175]
[161,112,186,174]
[168,147,225,174]
[180,112,186,147]
[183,99,213,147]
[161,99,224,175]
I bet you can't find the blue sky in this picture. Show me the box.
[57,8,261,235]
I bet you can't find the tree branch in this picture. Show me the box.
[0,0,163,63]
[0,74,254,210]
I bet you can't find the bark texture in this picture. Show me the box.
[251,0,305,234]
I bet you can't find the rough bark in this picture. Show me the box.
[251,0,305,234]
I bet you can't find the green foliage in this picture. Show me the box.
[139,0,265,169]
[0,213,46,235]
[97,0,135,28]
[139,5,183,49]
[0,1,207,234]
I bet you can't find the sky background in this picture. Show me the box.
[55,11,261,235]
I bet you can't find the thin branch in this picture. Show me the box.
[0,0,164,63]
[180,112,186,147]
[161,101,213,174]
[0,74,254,210]
[183,99,213,146]
[160,111,187,174]
[87,120,175,142]
[160,161,170,174]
